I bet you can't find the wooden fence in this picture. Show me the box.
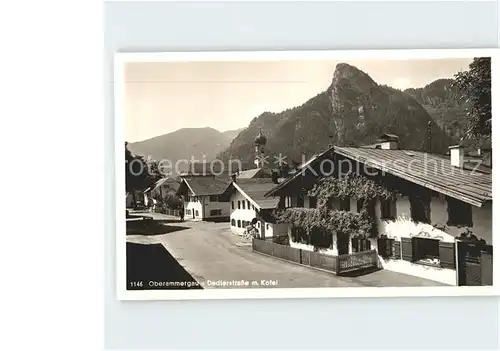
[252,239,301,264]
[252,239,378,275]
[301,250,337,272]
[337,250,379,274]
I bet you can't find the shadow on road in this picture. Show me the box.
[126,219,190,236]
[126,242,203,290]
[338,266,381,277]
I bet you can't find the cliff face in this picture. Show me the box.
[219,63,453,169]
[404,78,468,141]
[328,63,449,151]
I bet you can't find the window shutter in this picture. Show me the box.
[377,238,387,257]
[401,237,413,261]
[438,242,456,269]
[393,240,401,259]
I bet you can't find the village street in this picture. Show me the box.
[126,214,446,289]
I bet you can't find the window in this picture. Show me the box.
[237,220,241,228]
[352,237,371,253]
[231,201,234,210]
[195,210,199,217]
[356,198,365,213]
[291,226,309,244]
[297,194,305,207]
[284,196,292,208]
[446,196,473,227]
[242,201,246,210]
[377,237,396,258]
[310,227,332,249]
[309,196,317,209]
[209,195,218,202]
[339,197,350,211]
[266,223,270,230]
[410,195,430,223]
[238,201,241,209]
[231,219,236,226]
[247,200,251,209]
[210,209,222,216]
[380,198,396,219]
[257,222,261,228]
[412,237,440,265]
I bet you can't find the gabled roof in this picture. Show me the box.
[265,145,492,207]
[155,177,180,190]
[179,161,239,177]
[177,176,231,196]
[234,168,269,179]
[333,147,492,207]
[229,179,280,210]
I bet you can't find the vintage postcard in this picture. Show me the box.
[115,49,498,300]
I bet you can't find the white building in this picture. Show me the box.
[265,134,492,286]
[224,178,290,239]
[143,177,180,207]
[176,176,231,221]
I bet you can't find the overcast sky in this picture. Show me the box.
[124,58,472,142]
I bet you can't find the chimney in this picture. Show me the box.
[449,145,464,168]
[231,173,237,183]
[376,134,399,150]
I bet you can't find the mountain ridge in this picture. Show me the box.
[218,63,453,169]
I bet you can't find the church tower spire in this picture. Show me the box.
[254,128,267,169]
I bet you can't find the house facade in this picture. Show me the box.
[176,175,231,221]
[143,177,181,208]
[265,135,492,286]
[224,178,290,239]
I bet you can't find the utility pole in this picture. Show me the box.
[427,121,432,153]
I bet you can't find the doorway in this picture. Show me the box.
[457,240,493,286]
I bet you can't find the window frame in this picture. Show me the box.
[410,195,431,224]
[209,195,218,202]
[308,196,317,209]
[412,237,440,266]
[338,196,350,211]
[210,209,222,216]
[351,237,372,253]
[380,198,397,220]
[446,196,473,227]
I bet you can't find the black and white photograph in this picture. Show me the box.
[115,50,497,300]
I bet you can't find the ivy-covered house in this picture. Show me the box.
[265,134,492,285]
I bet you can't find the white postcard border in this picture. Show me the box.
[114,49,500,301]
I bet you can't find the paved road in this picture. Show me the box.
[126,219,447,288]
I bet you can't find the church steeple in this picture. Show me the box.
[254,128,267,168]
